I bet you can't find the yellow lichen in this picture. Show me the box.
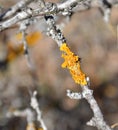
[26,123,36,130]
[60,43,87,86]
[38,128,43,130]
[16,31,42,46]
[7,31,42,62]
[7,42,23,62]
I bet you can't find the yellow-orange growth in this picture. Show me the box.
[60,43,87,86]
[7,31,42,62]
[26,123,36,130]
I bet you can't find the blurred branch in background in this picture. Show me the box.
[30,91,47,130]
[6,90,47,130]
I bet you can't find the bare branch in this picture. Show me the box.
[67,89,83,99]
[57,0,78,11]
[7,108,35,124]
[0,7,33,31]
[0,0,117,32]
[0,0,33,20]
[30,91,47,130]
[44,15,66,46]
[82,85,112,130]
[66,77,112,130]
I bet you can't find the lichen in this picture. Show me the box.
[60,43,87,86]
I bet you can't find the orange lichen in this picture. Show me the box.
[38,128,43,130]
[16,31,42,46]
[26,123,36,130]
[60,43,87,86]
[7,42,23,61]
[7,31,42,62]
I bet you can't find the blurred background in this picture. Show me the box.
[0,0,118,130]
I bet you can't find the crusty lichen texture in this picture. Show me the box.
[60,43,87,86]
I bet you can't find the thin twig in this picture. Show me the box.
[30,91,47,130]
[0,0,33,20]
[7,108,35,126]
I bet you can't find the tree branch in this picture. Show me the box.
[0,0,117,31]
[0,0,33,20]
[30,91,47,130]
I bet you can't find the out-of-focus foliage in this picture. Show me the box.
[7,32,42,62]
